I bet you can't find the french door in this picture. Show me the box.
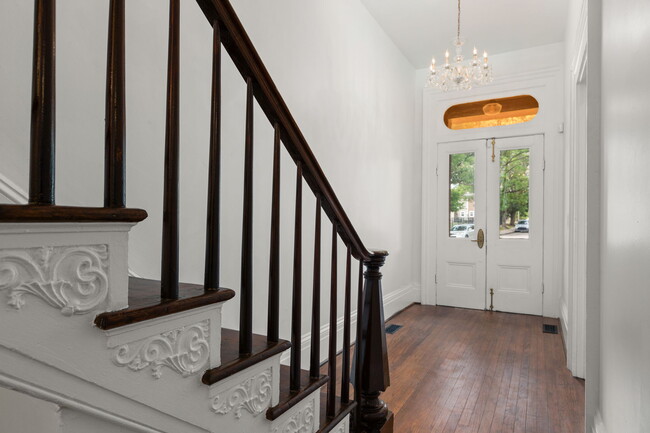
[436,135,544,315]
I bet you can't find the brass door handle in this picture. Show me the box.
[470,229,485,249]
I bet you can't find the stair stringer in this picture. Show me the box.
[0,222,223,432]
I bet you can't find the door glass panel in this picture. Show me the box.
[499,148,530,239]
[449,152,475,238]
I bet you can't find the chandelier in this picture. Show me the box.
[426,0,493,91]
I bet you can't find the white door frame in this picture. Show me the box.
[562,9,588,379]
[421,63,565,319]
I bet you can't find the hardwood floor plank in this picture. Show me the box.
[376,305,584,433]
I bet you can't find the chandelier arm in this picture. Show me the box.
[426,0,492,91]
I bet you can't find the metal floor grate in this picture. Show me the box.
[543,324,558,334]
[385,324,403,335]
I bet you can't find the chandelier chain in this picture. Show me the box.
[457,0,461,41]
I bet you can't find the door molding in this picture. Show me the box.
[421,63,565,319]
[562,11,588,379]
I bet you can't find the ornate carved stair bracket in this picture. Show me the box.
[211,367,273,419]
[272,395,317,433]
[0,223,134,314]
[356,250,390,433]
[111,320,210,379]
[0,245,109,315]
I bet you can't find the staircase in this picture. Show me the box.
[0,1,392,432]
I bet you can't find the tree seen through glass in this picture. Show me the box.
[449,152,475,238]
[499,148,530,239]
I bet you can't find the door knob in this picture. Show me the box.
[470,229,485,249]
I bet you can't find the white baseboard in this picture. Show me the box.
[280,283,420,365]
[383,283,420,319]
[592,411,607,433]
[560,300,569,352]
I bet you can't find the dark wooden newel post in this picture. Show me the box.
[357,250,391,433]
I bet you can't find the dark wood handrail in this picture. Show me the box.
[195,0,372,262]
[13,1,392,430]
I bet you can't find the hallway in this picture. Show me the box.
[382,305,584,433]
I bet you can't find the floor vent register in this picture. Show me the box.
[385,324,403,335]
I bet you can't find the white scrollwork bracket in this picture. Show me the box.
[113,320,210,379]
[0,245,109,315]
[272,399,315,433]
[211,368,273,419]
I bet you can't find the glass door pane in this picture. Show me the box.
[499,148,530,239]
[449,152,476,238]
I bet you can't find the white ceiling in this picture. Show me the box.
[360,0,569,68]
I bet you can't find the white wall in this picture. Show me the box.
[0,387,61,433]
[597,0,650,431]
[0,0,419,359]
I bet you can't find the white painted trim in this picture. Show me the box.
[0,373,164,433]
[383,283,420,319]
[421,64,565,319]
[0,344,209,433]
[562,4,588,379]
[592,411,607,433]
[280,283,419,365]
[0,172,28,204]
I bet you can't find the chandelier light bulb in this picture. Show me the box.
[426,0,493,91]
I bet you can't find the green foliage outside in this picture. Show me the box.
[499,149,530,227]
[448,149,530,229]
[449,153,475,214]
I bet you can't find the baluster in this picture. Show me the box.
[290,163,303,391]
[104,0,126,208]
[204,20,221,291]
[29,0,56,205]
[309,198,322,379]
[341,246,352,403]
[161,0,180,300]
[355,259,364,424]
[358,251,391,432]
[239,77,254,355]
[267,123,281,342]
[327,224,338,418]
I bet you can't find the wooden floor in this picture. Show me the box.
[380,305,585,433]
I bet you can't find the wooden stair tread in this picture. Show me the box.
[317,392,357,433]
[0,204,147,222]
[94,277,235,330]
[266,365,329,420]
[202,329,291,385]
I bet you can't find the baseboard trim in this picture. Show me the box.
[383,284,420,320]
[280,283,420,365]
[560,300,569,356]
[592,411,607,433]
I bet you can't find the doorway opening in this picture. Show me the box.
[436,134,544,315]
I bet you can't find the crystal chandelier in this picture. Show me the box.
[426,0,493,91]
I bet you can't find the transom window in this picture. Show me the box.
[444,95,539,130]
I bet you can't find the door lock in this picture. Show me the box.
[471,229,485,249]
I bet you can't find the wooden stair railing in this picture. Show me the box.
[194,1,392,430]
[3,0,392,431]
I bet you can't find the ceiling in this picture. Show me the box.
[360,0,569,68]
